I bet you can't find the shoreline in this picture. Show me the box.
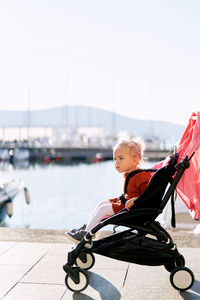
[175,212,198,224]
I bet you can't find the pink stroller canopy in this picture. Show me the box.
[154,112,200,220]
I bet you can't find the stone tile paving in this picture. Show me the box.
[0,242,199,300]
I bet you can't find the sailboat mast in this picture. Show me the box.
[27,86,31,141]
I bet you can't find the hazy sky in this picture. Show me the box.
[0,0,200,125]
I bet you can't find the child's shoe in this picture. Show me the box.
[66,230,87,243]
[70,224,86,233]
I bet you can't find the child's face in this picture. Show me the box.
[113,145,138,173]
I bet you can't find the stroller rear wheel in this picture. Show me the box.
[164,254,185,272]
[176,254,185,267]
[75,251,95,270]
[164,263,176,272]
[170,266,194,291]
[65,268,89,293]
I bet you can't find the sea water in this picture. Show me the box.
[0,159,188,230]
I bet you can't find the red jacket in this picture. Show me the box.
[109,171,152,213]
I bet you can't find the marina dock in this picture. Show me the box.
[0,146,170,162]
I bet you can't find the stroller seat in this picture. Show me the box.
[99,151,179,229]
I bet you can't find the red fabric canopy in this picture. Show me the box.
[176,112,200,220]
[153,112,200,220]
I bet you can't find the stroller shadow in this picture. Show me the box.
[72,294,94,300]
[72,271,121,300]
[181,280,200,299]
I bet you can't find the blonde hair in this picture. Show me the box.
[114,137,144,162]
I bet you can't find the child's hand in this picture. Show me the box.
[125,197,137,210]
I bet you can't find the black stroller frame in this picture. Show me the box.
[63,153,195,293]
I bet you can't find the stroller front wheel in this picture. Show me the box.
[170,266,194,291]
[65,269,89,293]
[75,251,95,270]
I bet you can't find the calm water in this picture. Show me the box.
[0,159,187,230]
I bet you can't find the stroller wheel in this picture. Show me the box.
[170,266,194,291]
[176,254,185,267]
[75,251,95,270]
[165,254,185,272]
[65,269,89,293]
[164,263,176,272]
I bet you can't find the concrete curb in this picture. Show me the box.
[0,227,200,247]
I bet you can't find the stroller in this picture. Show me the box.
[63,149,196,293]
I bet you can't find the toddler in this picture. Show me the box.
[66,138,151,242]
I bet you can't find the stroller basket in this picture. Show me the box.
[91,230,177,266]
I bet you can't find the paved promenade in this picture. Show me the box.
[0,227,200,300]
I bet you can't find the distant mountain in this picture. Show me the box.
[0,106,185,142]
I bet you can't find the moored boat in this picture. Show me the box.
[0,178,30,223]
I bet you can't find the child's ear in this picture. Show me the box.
[133,155,139,165]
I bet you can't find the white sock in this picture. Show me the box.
[86,202,114,231]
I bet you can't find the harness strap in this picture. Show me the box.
[120,169,157,205]
[169,177,177,228]
[171,191,176,228]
